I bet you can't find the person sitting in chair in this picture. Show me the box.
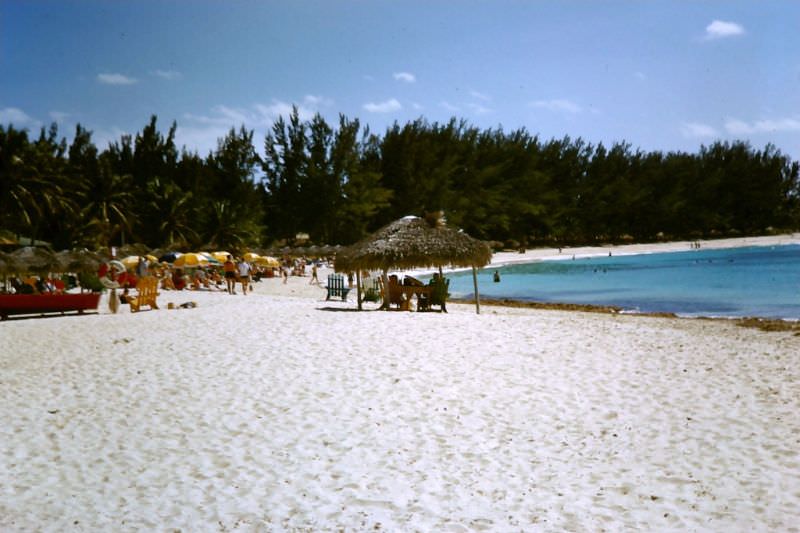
[429,273,449,313]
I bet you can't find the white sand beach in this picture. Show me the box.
[2,237,800,531]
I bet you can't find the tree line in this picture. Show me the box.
[2,108,798,252]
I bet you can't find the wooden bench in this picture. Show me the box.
[129,276,160,312]
[325,274,351,301]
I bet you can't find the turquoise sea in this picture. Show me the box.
[445,245,800,319]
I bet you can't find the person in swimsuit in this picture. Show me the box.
[223,255,237,294]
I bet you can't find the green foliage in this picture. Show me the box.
[1,114,798,252]
[77,271,104,292]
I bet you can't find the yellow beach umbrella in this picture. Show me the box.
[243,252,261,262]
[256,255,280,267]
[212,251,231,263]
[198,252,222,266]
[121,254,158,270]
[173,252,209,268]
[120,255,141,270]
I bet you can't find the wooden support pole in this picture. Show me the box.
[356,270,362,311]
[472,266,480,314]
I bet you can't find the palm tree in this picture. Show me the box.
[0,125,77,244]
[79,158,135,249]
[204,200,259,250]
[146,178,198,247]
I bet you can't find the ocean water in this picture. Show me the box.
[445,245,800,319]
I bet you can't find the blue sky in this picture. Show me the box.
[2,1,799,159]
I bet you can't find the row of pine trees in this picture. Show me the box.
[2,107,799,252]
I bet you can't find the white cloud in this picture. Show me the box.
[393,72,416,83]
[470,90,491,101]
[254,100,318,122]
[91,126,132,150]
[178,97,333,154]
[192,97,324,125]
[467,103,492,115]
[704,20,745,40]
[530,99,582,114]
[0,107,36,125]
[214,105,251,125]
[681,122,718,138]
[363,98,402,113]
[254,102,294,121]
[175,125,229,156]
[725,117,800,135]
[439,101,460,113]
[724,118,753,135]
[153,69,182,80]
[49,111,70,123]
[303,94,333,108]
[411,102,424,111]
[97,73,138,85]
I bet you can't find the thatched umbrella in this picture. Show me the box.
[116,243,151,258]
[0,251,19,293]
[0,252,18,289]
[56,249,105,273]
[334,215,492,313]
[0,251,20,275]
[10,246,62,274]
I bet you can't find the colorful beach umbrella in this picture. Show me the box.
[255,255,280,267]
[212,251,231,263]
[158,251,182,263]
[198,252,222,266]
[120,255,142,270]
[173,252,209,268]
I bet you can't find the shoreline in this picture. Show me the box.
[439,233,800,321]
[455,297,800,333]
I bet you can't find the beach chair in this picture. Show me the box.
[361,276,381,303]
[129,276,160,312]
[325,274,351,301]
[428,276,450,312]
[379,275,411,310]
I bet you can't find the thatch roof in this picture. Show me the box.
[117,243,150,257]
[334,215,492,273]
[56,249,105,273]
[0,251,20,274]
[9,246,61,274]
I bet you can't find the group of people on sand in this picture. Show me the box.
[122,255,260,295]
[3,276,67,295]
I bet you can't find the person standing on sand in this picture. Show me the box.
[309,264,320,285]
[237,258,252,295]
[223,255,237,294]
[136,256,149,278]
[282,266,289,284]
